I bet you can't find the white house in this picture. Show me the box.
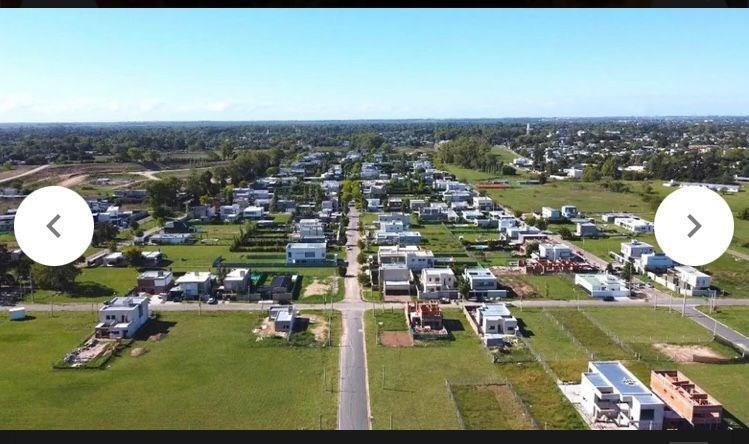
[377,245,434,271]
[561,205,578,219]
[615,217,654,233]
[576,222,599,237]
[378,263,412,297]
[95,296,150,339]
[223,268,250,294]
[268,305,297,334]
[538,243,572,261]
[634,253,674,273]
[580,361,664,430]
[473,196,494,211]
[476,303,518,337]
[286,242,327,265]
[242,206,264,219]
[574,274,630,298]
[620,240,655,261]
[366,198,382,212]
[296,219,325,241]
[463,268,506,300]
[103,252,125,267]
[174,272,213,300]
[418,268,458,300]
[673,265,712,292]
[136,270,174,294]
[541,206,562,221]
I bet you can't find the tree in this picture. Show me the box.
[92,222,118,246]
[31,263,80,291]
[219,142,234,161]
[739,208,749,221]
[457,277,471,300]
[123,246,144,266]
[621,262,634,282]
[582,165,602,182]
[525,241,540,257]
[558,226,573,240]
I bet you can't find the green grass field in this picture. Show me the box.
[699,306,749,336]
[0,310,340,429]
[29,267,139,304]
[365,308,584,429]
[450,383,537,429]
[500,274,589,301]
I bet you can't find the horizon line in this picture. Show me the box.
[1,114,749,125]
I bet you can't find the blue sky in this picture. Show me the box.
[1,9,748,122]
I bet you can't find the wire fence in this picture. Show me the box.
[444,378,540,430]
[541,309,595,360]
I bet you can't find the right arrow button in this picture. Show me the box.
[687,214,702,238]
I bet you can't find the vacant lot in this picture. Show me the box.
[498,274,588,301]
[699,306,749,336]
[0,310,340,429]
[28,267,139,304]
[485,181,655,216]
[450,383,537,429]
[365,309,583,429]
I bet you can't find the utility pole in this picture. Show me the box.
[680,286,686,317]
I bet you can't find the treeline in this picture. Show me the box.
[436,136,514,174]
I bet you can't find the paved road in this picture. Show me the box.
[0,164,50,184]
[684,305,749,355]
[337,206,371,430]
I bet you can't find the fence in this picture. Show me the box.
[577,309,638,359]
[444,378,540,430]
[541,309,595,360]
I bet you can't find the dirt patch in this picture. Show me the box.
[148,333,166,342]
[307,314,329,342]
[303,277,336,297]
[57,174,89,187]
[497,276,536,298]
[653,343,726,363]
[130,347,148,357]
[380,331,414,347]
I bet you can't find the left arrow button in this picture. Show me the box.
[46,214,61,238]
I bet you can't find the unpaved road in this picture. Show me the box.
[0,164,50,184]
[57,174,89,187]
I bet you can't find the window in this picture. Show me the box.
[640,409,655,421]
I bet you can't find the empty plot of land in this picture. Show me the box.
[365,309,584,430]
[0,311,340,429]
[380,331,414,347]
[450,383,537,430]
[652,343,727,363]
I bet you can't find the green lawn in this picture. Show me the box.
[365,308,583,429]
[28,267,139,304]
[450,383,536,430]
[485,181,655,216]
[499,274,589,301]
[699,306,749,336]
[0,310,340,429]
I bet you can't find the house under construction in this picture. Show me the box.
[405,301,446,336]
[650,370,723,429]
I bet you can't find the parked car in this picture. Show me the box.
[207,298,218,305]
[602,296,615,302]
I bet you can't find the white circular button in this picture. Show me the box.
[654,186,733,266]
[14,186,94,266]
